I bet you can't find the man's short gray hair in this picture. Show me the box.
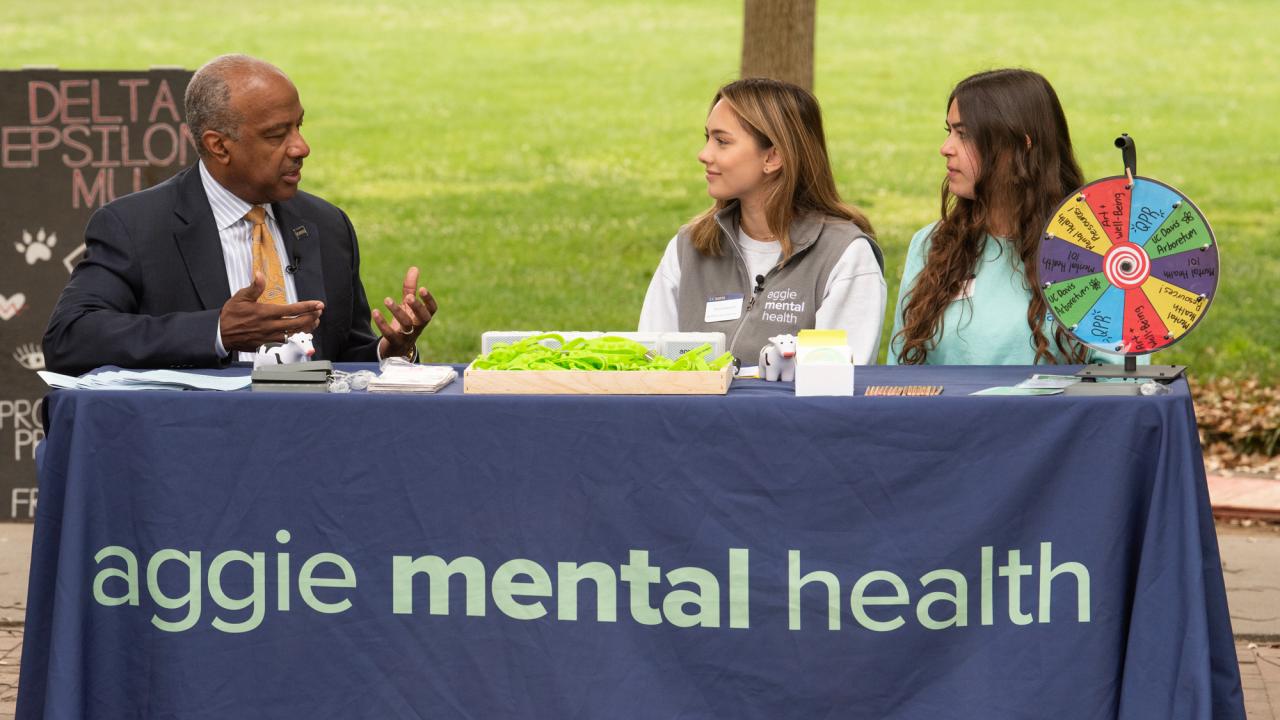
[184,54,271,157]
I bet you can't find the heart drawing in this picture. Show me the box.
[0,293,27,320]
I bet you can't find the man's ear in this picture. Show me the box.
[203,130,232,165]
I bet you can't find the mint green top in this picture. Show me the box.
[888,222,1133,366]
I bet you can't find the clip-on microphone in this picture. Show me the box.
[286,226,309,273]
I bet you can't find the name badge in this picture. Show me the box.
[951,276,976,303]
[704,293,744,323]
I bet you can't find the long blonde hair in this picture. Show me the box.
[688,77,874,261]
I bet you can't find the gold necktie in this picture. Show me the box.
[245,206,287,305]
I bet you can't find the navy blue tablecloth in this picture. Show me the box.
[19,365,1243,718]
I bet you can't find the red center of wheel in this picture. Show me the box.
[1102,242,1150,290]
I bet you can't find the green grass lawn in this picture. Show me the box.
[3,0,1275,380]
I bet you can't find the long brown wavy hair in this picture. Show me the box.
[896,68,1089,365]
[688,77,874,261]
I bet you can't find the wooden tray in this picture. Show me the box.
[463,362,733,395]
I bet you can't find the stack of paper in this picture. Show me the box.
[38,369,250,392]
[972,373,1084,396]
[1015,374,1081,390]
[367,364,457,394]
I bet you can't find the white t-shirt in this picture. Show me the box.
[638,229,887,364]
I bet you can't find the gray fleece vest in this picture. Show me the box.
[675,205,884,363]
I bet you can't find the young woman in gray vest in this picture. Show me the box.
[888,69,1128,366]
[638,77,886,366]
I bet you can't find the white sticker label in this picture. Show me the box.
[951,276,976,303]
[704,293,744,323]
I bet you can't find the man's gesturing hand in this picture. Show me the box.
[219,272,324,352]
[374,266,438,359]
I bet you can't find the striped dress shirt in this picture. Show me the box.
[198,161,299,361]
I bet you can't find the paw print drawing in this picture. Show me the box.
[16,228,57,265]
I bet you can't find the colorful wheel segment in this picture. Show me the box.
[1038,176,1218,355]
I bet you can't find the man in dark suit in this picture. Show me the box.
[43,54,437,375]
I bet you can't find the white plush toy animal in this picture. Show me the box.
[758,334,797,382]
[254,332,316,369]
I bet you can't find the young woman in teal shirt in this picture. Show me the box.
[890,69,1121,366]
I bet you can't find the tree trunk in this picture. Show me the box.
[740,0,816,92]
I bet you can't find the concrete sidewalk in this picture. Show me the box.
[1219,524,1280,640]
[1,518,1278,718]
[1220,521,1280,717]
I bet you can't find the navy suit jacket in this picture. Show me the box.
[43,164,381,375]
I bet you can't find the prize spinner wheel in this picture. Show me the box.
[1037,135,1218,375]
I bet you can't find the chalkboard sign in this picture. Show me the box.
[0,68,193,521]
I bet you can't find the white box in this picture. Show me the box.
[795,363,854,396]
[659,332,726,361]
[794,329,854,397]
